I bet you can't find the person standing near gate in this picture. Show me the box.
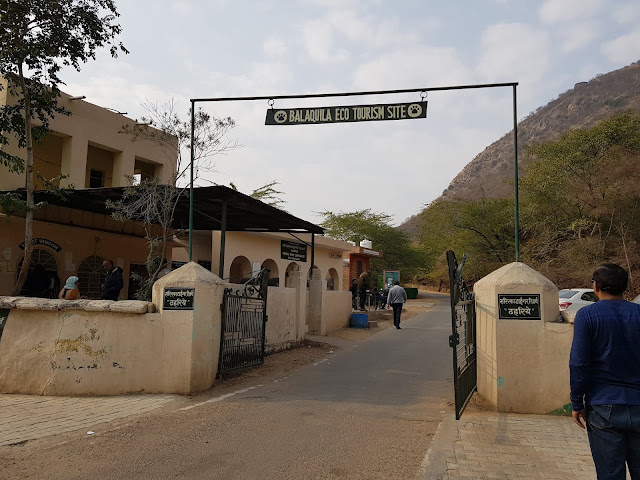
[101,259,124,301]
[569,263,640,479]
[387,281,407,329]
[357,270,370,311]
[350,278,358,310]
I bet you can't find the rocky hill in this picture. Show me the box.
[400,61,640,238]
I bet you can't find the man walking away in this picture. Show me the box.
[357,270,370,311]
[570,263,640,479]
[387,281,407,329]
[101,259,124,301]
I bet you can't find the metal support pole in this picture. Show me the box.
[310,233,315,274]
[189,101,195,261]
[513,85,520,262]
[190,81,521,261]
[218,201,227,279]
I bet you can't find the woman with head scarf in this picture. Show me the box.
[58,276,81,300]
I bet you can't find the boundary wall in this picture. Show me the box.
[0,264,351,395]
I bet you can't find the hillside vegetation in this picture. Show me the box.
[417,111,640,296]
[400,61,640,239]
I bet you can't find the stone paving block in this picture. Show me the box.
[0,393,178,446]
[423,412,597,480]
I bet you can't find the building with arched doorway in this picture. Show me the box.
[171,231,352,292]
[0,82,178,298]
[0,82,353,341]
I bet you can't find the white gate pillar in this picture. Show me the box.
[474,262,573,414]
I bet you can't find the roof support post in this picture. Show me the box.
[218,201,227,279]
[311,233,315,274]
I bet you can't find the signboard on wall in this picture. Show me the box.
[19,238,62,252]
[498,294,541,320]
[266,101,427,126]
[384,270,400,289]
[281,240,307,262]
[163,287,195,310]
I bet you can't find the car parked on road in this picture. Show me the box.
[559,288,599,313]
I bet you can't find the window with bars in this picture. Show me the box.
[78,255,105,299]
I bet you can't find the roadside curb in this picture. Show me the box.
[419,415,459,480]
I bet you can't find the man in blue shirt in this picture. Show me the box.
[569,263,640,479]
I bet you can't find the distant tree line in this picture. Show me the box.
[417,111,640,297]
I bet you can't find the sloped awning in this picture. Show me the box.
[1,185,324,234]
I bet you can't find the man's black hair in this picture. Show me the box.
[593,263,628,296]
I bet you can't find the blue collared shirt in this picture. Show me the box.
[569,299,640,411]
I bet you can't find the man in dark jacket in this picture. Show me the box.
[101,259,123,301]
[349,279,358,310]
[357,270,370,311]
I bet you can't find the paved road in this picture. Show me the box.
[0,293,454,480]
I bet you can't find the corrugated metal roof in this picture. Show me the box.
[1,185,324,234]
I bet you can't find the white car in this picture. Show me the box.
[559,288,599,313]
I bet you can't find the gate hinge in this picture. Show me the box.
[449,333,459,347]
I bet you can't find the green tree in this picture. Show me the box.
[418,197,515,285]
[229,180,286,208]
[0,0,127,294]
[520,111,640,289]
[319,209,426,282]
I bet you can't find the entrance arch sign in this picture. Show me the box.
[189,82,521,262]
[265,101,427,126]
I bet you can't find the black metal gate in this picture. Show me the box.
[447,250,477,420]
[218,268,269,374]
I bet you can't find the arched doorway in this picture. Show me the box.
[16,248,59,297]
[78,255,106,300]
[285,262,299,287]
[326,268,339,291]
[229,256,251,283]
[261,258,279,286]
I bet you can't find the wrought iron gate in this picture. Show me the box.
[447,250,477,420]
[218,268,269,374]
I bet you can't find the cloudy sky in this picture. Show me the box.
[61,0,640,227]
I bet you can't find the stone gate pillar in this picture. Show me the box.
[152,261,226,393]
[286,265,307,341]
[307,268,325,335]
[474,262,573,414]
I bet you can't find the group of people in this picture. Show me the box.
[350,270,408,329]
[56,259,124,301]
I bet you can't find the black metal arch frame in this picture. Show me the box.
[189,82,521,272]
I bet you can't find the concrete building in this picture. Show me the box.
[342,242,383,290]
[0,79,178,298]
[0,82,350,299]
[0,75,176,191]
[173,231,352,290]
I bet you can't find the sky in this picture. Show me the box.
[60,0,640,228]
